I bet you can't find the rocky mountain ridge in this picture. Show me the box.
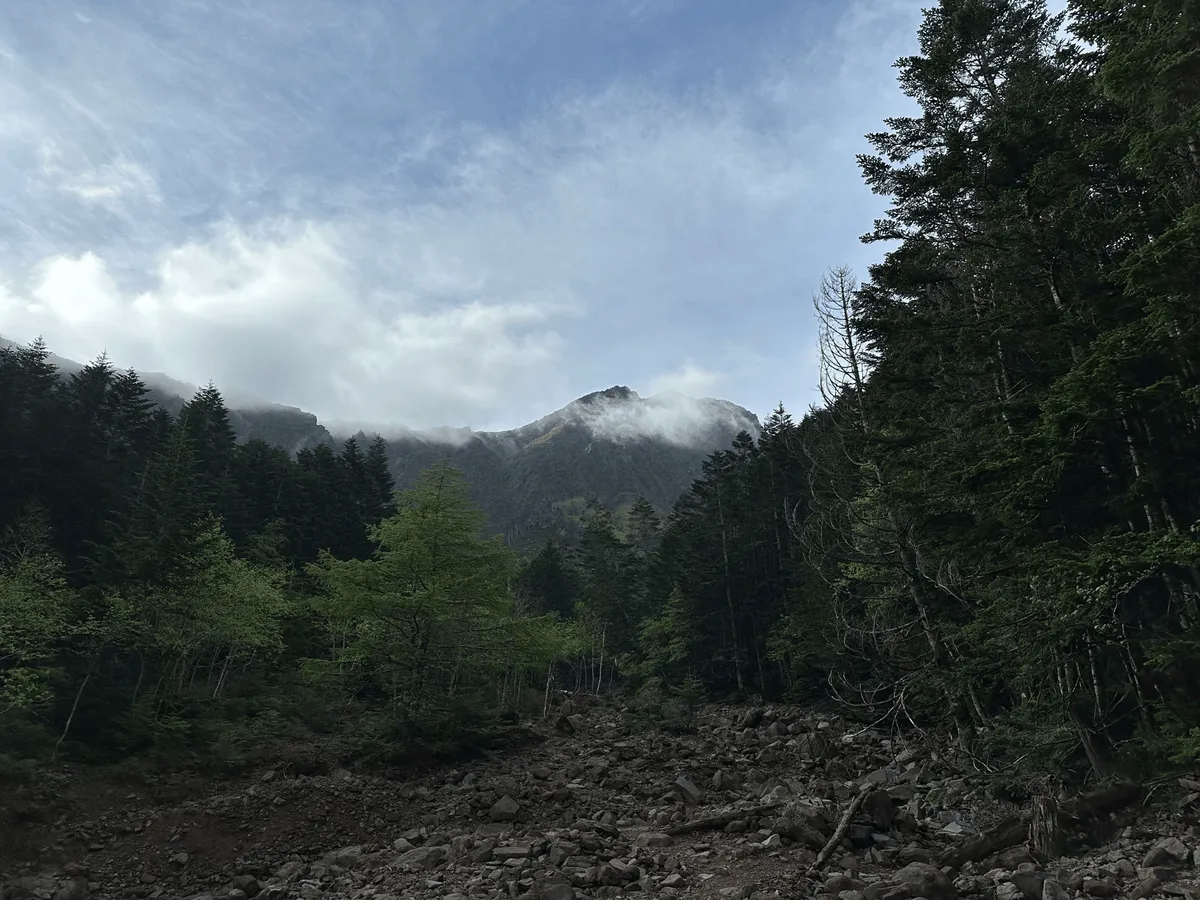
[3,702,1197,900]
[361,386,760,544]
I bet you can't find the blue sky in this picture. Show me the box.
[0,0,927,431]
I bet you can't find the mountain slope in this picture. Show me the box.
[2,338,758,543]
[368,386,760,544]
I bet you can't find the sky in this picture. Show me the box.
[0,0,929,431]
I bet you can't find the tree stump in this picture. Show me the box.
[1030,794,1063,861]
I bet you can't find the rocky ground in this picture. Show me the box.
[3,701,1199,900]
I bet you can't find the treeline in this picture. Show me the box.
[2,0,1198,779]
[0,345,573,764]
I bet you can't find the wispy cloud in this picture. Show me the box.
[0,0,924,429]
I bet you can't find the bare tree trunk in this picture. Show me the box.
[212,651,234,700]
[53,652,98,763]
[542,662,554,719]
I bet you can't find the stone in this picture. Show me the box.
[675,776,705,804]
[635,832,674,847]
[492,845,532,861]
[229,875,260,896]
[894,862,956,900]
[1130,876,1162,900]
[395,845,450,871]
[1082,878,1119,898]
[490,794,521,822]
[326,845,362,868]
[535,882,575,900]
[862,790,896,830]
[1143,837,1192,868]
[53,879,90,900]
[273,860,307,882]
[1006,872,1047,900]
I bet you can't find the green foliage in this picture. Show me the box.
[309,463,572,741]
[0,0,1197,785]
[0,511,77,713]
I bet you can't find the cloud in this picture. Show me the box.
[649,363,722,399]
[579,390,759,448]
[0,0,929,430]
[0,222,567,427]
[37,142,160,207]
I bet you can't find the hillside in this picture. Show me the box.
[0,337,759,543]
[356,387,760,545]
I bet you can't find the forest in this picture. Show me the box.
[1,0,1197,780]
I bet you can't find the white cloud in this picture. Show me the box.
[38,142,160,207]
[649,363,722,399]
[0,222,568,427]
[581,390,759,448]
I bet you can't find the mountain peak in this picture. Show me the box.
[574,385,640,405]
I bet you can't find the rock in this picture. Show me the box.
[675,776,705,804]
[395,845,450,870]
[823,875,864,894]
[1041,879,1069,900]
[230,875,260,896]
[862,790,896,830]
[713,769,741,791]
[1130,875,1162,900]
[53,879,90,900]
[1082,878,1119,897]
[772,816,826,849]
[894,862,957,900]
[635,832,674,847]
[492,845,532,860]
[326,845,362,868]
[490,794,521,822]
[1006,872,1047,900]
[535,881,576,900]
[1143,837,1192,868]
[274,860,307,882]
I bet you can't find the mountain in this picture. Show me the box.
[349,386,761,545]
[2,337,760,544]
[0,336,336,456]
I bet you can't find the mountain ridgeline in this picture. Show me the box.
[0,336,759,545]
[359,387,761,546]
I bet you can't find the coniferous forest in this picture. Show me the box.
[1,0,1198,780]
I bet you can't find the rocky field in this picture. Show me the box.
[3,701,1199,900]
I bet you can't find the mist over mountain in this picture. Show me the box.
[3,337,759,544]
[335,385,760,545]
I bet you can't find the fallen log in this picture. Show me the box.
[936,780,1142,871]
[1056,779,1141,824]
[666,802,782,836]
[937,818,1028,871]
[808,786,870,874]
